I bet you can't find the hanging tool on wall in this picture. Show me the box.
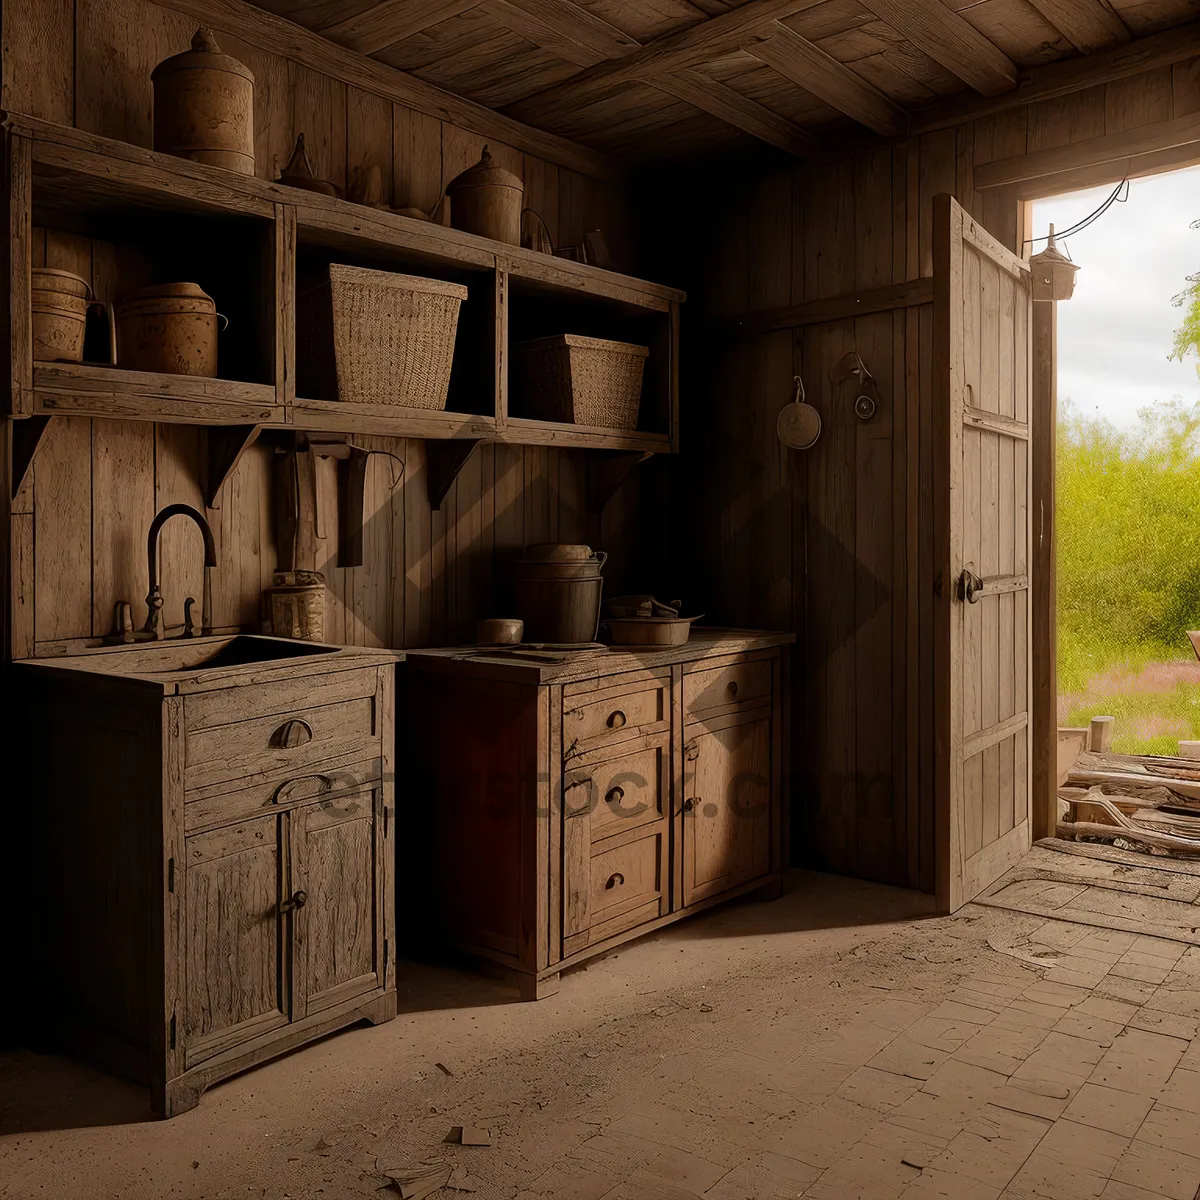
[830,351,881,422]
[776,374,821,449]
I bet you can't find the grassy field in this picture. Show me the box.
[1057,398,1200,756]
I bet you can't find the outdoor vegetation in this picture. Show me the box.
[1057,396,1200,756]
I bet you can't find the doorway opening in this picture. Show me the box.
[1032,167,1200,852]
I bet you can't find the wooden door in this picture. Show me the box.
[934,195,1034,912]
[681,712,772,906]
[182,814,290,1066]
[293,784,386,1016]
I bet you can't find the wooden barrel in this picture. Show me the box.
[446,147,523,245]
[116,283,221,376]
[31,268,90,362]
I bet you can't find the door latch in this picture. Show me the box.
[958,568,985,604]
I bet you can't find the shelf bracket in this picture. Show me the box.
[336,444,369,569]
[204,424,263,509]
[11,415,53,500]
[427,439,486,511]
[588,450,653,515]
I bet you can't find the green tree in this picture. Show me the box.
[1171,217,1200,362]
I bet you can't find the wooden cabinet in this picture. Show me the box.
[17,641,398,1116]
[406,630,792,999]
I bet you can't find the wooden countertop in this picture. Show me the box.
[16,636,400,696]
[405,628,794,684]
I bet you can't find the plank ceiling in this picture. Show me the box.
[247,0,1200,163]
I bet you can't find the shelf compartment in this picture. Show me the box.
[33,363,281,425]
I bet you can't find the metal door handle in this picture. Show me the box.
[959,568,985,604]
[280,889,307,914]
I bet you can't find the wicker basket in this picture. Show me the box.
[321,264,467,408]
[515,334,648,429]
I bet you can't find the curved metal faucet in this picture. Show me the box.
[141,504,218,639]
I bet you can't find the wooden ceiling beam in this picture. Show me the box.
[650,67,816,156]
[489,0,640,67]
[1023,0,1131,53]
[747,21,908,137]
[319,0,480,55]
[146,0,623,181]
[506,0,826,124]
[852,0,1017,96]
[912,17,1200,134]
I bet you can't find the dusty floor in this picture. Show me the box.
[3,855,1200,1200]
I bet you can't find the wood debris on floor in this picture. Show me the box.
[1058,750,1200,857]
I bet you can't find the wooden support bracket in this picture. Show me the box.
[11,414,51,499]
[589,450,652,514]
[427,439,487,511]
[335,445,369,569]
[204,424,263,509]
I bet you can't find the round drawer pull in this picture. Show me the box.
[683,797,697,812]
[606,710,627,729]
[605,873,625,890]
[280,889,308,914]
[727,680,739,697]
[273,718,313,748]
[605,785,625,806]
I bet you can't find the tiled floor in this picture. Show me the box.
[3,860,1200,1199]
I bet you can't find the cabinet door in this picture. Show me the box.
[182,815,290,1067]
[294,784,386,1017]
[682,714,773,906]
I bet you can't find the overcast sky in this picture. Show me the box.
[1032,165,1200,430]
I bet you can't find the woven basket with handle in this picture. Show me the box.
[515,334,648,429]
[328,264,468,409]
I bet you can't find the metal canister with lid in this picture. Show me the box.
[152,28,255,175]
[446,146,524,245]
[115,283,223,376]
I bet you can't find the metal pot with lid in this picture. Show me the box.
[152,28,255,175]
[446,146,524,246]
[513,543,607,644]
[116,282,225,377]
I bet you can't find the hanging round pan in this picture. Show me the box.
[777,375,821,450]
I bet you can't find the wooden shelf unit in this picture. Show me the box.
[4,111,684,469]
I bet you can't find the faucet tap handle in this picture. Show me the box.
[182,597,197,638]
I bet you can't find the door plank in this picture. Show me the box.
[934,195,1034,912]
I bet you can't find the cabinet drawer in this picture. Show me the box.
[564,743,668,844]
[185,695,380,792]
[563,827,667,958]
[184,667,380,732]
[185,756,382,833]
[685,658,772,716]
[563,676,668,756]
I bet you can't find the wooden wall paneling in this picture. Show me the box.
[347,87,396,207]
[289,61,349,193]
[2,0,75,124]
[348,440,397,648]
[972,109,1028,250]
[1104,64,1175,132]
[32,418,92,645]
[314,449,347,643]
[490,442,525,616]
[1174,56,1200,116]
[91,420,156,640]
[402,439,433,646]
[216,31,294,181]
[917,128,957,278]
[210,443,271,632]
[1025,84,1108,153]
[392,105,444,214]
[155,425,206,636]
[75,0,194,146]
[522,154,560,247]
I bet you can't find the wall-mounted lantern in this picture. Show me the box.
[1030,224,1080,301]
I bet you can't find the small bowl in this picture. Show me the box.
[477,617,524,645]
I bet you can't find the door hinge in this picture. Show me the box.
[167,856,175,894]
[169,1011,177,1051]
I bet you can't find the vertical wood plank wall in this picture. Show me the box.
[2,0,647,656]
[679,57,1200,891]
